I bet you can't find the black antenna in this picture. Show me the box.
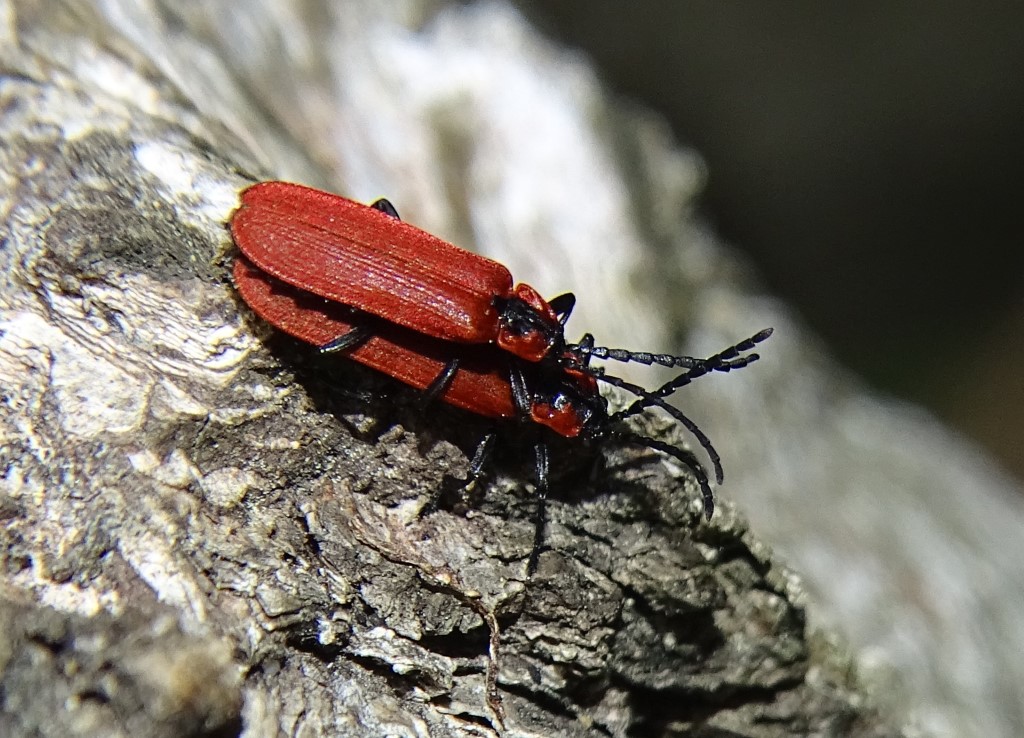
[617,329,773,419]
[570,327,772,372]
[609,429,715,519]
[594,371,725,484]
[575,329,772,491]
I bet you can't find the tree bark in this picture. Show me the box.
[1,1,918,736]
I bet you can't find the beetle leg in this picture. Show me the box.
[508,363,532,418]
[419,429,496,518]
[319,325,374,353]
[467,431,497,485]
[496,362,553,575]
[421,358,460,406]
[527,441,550,576]
[370,198,401,219]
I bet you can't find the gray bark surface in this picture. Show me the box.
[5,0,1004,736]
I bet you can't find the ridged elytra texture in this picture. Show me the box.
[231,181,513,343]
[233,256,518,419]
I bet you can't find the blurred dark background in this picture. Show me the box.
[514,2,1024,481]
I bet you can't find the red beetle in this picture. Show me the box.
[234,256,597,437]
[230,182,772,572]
[231,182,726,374]
[232,181,571,363]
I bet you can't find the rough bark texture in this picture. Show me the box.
[6,1,1013,736]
